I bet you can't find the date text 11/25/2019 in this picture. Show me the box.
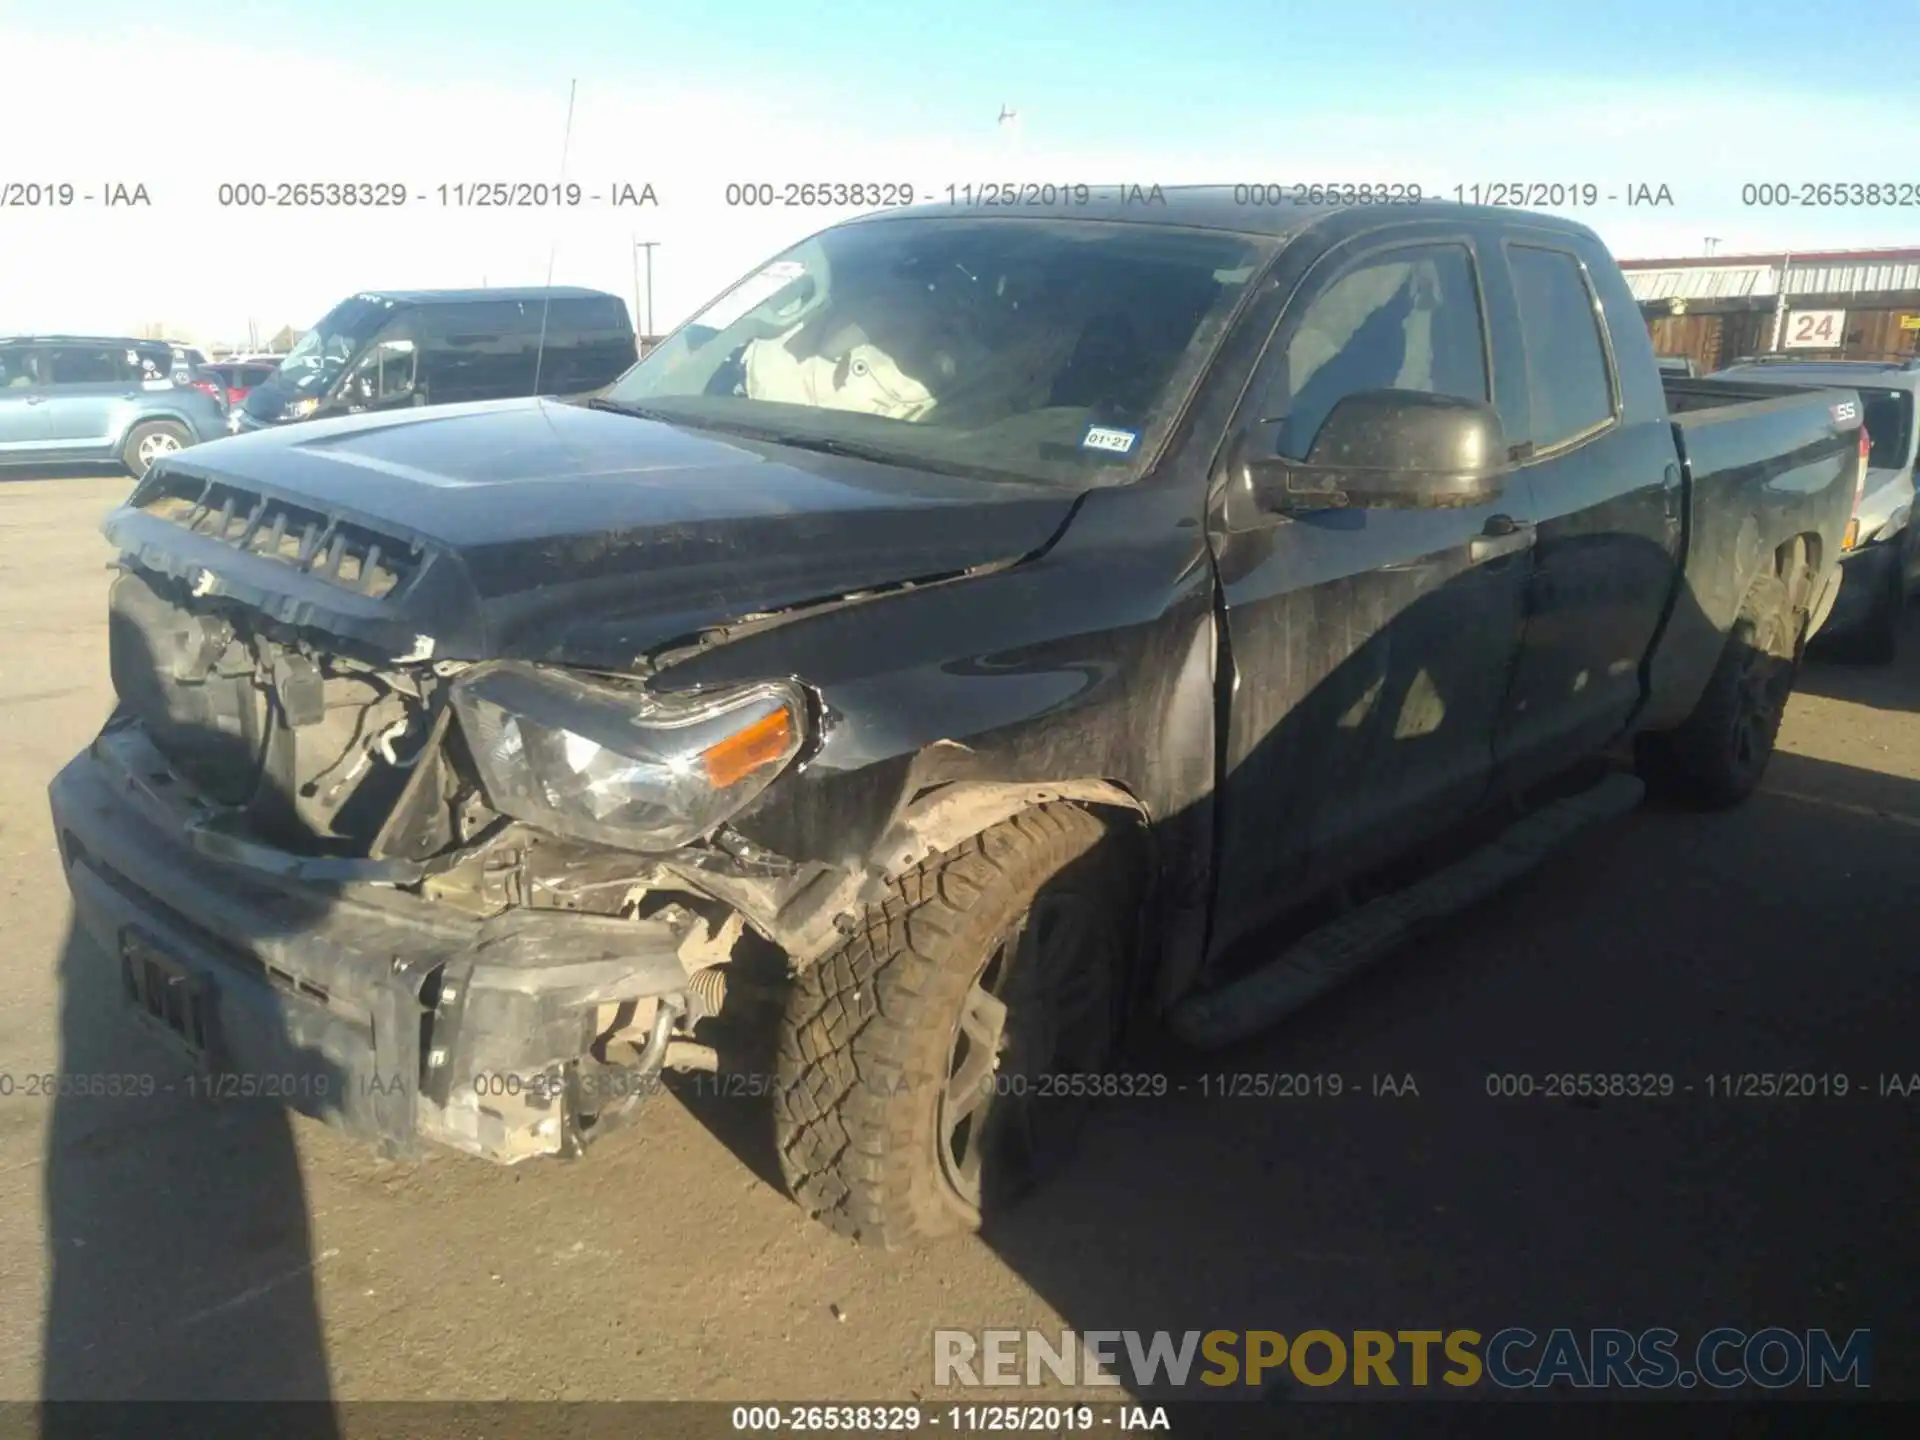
[185,1072,408,1101]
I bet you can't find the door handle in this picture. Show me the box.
[24,396,46,405]
[1469,515,1536,564]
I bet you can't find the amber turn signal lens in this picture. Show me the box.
[700,706,795,788]
[1843,519,1860,552]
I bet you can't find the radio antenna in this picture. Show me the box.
[532,78,578,397]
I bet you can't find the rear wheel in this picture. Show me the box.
[773,804,1141,1247]
[1637,573,1797,810]
[122,420,191,479]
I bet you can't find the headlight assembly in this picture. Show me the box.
[450,665,807,851]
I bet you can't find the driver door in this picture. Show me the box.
[1206,230,1535,955]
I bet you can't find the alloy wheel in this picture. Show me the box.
[937,890,1114,1214]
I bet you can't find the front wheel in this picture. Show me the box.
[1637,573,1797,810]
[773,803,1141,1247]
[122,420,192,479]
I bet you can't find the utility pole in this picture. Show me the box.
[633,239,658,343]
[1769,252,1793,352]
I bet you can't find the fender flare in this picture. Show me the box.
[760,755,1157,967]
[865,776,1152,877]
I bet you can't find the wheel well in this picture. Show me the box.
[1773,533,1820,619]
[126,412,195,436]
[871,778,1153,877]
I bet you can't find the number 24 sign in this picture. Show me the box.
[1784,309,1846,348]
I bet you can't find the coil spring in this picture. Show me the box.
[685,966,728,1021]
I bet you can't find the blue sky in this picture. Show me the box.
[134,0,1843,118]
[6,1,1920,342]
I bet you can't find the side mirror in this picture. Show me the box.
[1232,389,1512,515]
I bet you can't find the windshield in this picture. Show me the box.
[1859,387,1916,471]
[601,216,1273,486]
[275,296,396,393]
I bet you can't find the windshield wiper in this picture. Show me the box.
[751,433,917,466]
[751,430,1053,485]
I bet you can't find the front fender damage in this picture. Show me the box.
[659,742,1152,970]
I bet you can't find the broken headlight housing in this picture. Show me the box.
[451,664,807,852]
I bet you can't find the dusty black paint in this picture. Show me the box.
[52,192,1865,1166]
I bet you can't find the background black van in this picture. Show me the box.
[235,287,637,431]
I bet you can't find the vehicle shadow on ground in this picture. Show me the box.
[672,539,1919,1407]
[40,925,342,1433]
[972,546,1919,1402]
[40,608,342,1433]
[953,740,1920,1404]
[1797,602,1920,711]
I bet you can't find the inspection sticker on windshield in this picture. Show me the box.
[1081,425,1138,455]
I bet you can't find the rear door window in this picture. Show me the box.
[46,345,127,385]
[132,344,176,382]
[1507,245,1616,450]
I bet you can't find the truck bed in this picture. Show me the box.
[1638,377,1862,731]
[1660,375,1848,415]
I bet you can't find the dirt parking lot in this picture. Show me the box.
[0,471,1916,1404]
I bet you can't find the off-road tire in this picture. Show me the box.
[773,803,1139,1247]
[122,420,191,480]
[1637,573,1797,810]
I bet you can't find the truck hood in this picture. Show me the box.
[104,397,1081,668]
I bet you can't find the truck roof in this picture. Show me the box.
[863,185,1604,244]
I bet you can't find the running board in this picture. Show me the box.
[1169,771,1647,1052]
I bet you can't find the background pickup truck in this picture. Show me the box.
[51,193,1864,1252]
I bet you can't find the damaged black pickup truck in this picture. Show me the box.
[52,192,1865,1247]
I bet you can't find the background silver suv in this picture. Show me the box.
[0,336,230,480]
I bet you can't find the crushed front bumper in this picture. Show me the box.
[48,723,696,1164]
